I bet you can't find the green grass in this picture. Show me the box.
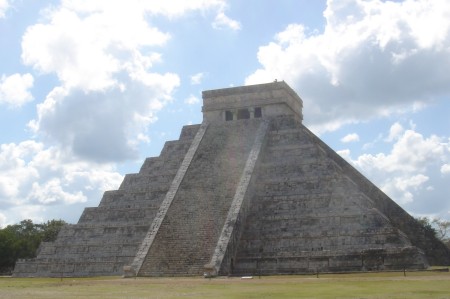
[0,271,449,299]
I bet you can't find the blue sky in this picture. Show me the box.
[0,0,449,227]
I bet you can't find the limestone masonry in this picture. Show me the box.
[13,81,449,277]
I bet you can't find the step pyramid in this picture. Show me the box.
[13,81,449,277]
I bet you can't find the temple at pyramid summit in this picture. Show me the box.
[13,81,449,277]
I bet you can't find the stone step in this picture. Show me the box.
[119,173,175,190]
[14,260,125,277]
[78,206,160,225]
[138,120,263,276]
[233,246,426,275]
[178,124,201,140]
[159,139,195,159]
[98,190,167,207]
[267,116,300,131]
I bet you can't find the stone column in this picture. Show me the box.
[248,107,255,119]
[232,110,238,120]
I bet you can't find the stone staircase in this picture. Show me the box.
[13,125,200,277]
[232,116,426,275]
[137,119,263,276]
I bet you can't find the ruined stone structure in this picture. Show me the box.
[14,82,449,277]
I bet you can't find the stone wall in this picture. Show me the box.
[202,81,303,122]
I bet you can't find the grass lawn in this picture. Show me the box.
[0,271,449,299]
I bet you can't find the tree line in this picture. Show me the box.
[0,219,67,275]
[416,217,450,249]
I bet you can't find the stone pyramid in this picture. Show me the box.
[13,82,449,277]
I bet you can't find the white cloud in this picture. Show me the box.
[190,72,205,85]
[362,133,383,150]
[383,174,429,204]
[275,24,306,45]
[246,0,450,133]
[29,73,179,162]
[21,1,204,162]
[2,205,48,226]
[337,149,351,160]
[0,73,34,107]
[441,164,450,174]
[0,140,123,224]
[386,122,404,142]
[135,133,150,144]
[29,179,87,205]
[356,130,446,174]
[341,133,359,143]
[212,12,241,30]
[0,0,10,18]
[184,94,200,105]
[0,141,41,199]
[0,212,6,228]
[343,126,450,215]
[21,5,169,91]
[19,0,236,163]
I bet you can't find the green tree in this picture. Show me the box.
[432,218,450,241]
[41,219,67,242]
[0,228,17,273]
[416,216,450,250]
[0,219,67,274]
[9,219,43,258]
[416,217,437,237]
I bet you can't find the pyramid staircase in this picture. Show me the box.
[136,119,266,276]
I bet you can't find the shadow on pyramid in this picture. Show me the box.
[14,82,450,278]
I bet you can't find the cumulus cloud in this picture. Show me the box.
[184,94,200,105]
[356,130,446,174]
[20,0,240,162]
[29,179,87,205]
[29,74,179,162]
[336,149,351,160]
[19,0,238,163]
[246,0,450,133]
[441,164,450,174]
[0,0,10,18]
[190,72,205,85]
[342,124,450,217]
[212,11,241,30]
[0,73,34,107]
[382,174,429,204]
[21,4,170,91]
[0,140,123,224]
[341,133,359,143]
[386,122,404,142]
